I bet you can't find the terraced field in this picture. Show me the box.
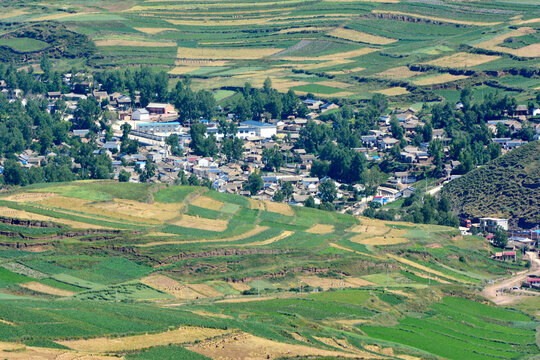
[1,0,539,102]
[0,181,536,358]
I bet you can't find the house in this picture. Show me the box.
[394,171,417,184]
[492,251,516,261]
[320,103,339,112]
[239,121,277,138]
[137,122,181,134]
[132,108,150,121]
[102,141,120,152]
[146,103,176,115]
[379,137,399,150]
[480,217,509,231]
[93,91,109,102]
[303,99,324,110]
[514,104,529,117]
[47,91,62,100]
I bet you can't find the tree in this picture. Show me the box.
[390,116,404,140]
[262,145,283,172]
[304,196,316,208]
[40,55,52,79]
[188,173,200,186]
[221,137,243,162]
[245,171,263,195]
[118,169,130,182]
[190,122,217,157]
[2,159,27,185]
[281,181,294,201]
[166,134,183,156]
[319,179,337,203]
[492,227,508,248]
[73,98,100,130]
[273,190,285,202]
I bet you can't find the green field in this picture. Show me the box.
[0,180,536,358]
[0,0,537,103]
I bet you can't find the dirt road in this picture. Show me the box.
[482,251,540,305]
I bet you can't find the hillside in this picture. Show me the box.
[0,181,537,359]
[443,140,540,229]
[1,0,539,101]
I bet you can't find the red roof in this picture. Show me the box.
[527,278,540,282]
[502,251,516,256]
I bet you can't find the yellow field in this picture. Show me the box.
[176,46,283,59]
[325,0,398,2]
[191,195,224,210]
[372,10,501,26]
[0,342,117,359]
[134,27,177,34]
[239,230,293,246]
[58,327,230,353]
[349,224,387,235]
[413,73,468,85]
[375,66,423,79]
[0,9,27,19]
[191,310,233,319]
[175,59,230,66]
[278,26,329,34]
[474,27,540,57]
[140,274,188,298]
[188,332,376,359]
[305,224,335,234]
[228,282,252,292]
[0,206,112,229]
[188,283,224,298]
[298,275,375,290]
[169,66,200,75]
[19,282,75,297]
[374,87,409,96]
[351,234,408,246]
[425,52,500,67]
[264,200,294,216]
[140,225,269,247]
[3,192,56,202]
[386,254,465,282]
[249,198,267,211]
[172,214,228,231]
[295,59,355,71]
[328,28,397,45]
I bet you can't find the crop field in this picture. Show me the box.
[0,181,536,358]
[0,0,536,103]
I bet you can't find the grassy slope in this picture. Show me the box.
[443,140,540,228]
[0,180,536,358]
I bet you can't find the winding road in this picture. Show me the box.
[482,251,540,305]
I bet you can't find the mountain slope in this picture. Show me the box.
[443,140,540,229]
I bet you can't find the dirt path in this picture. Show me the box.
[482,252,540,305]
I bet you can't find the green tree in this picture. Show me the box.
[166,134,183,156]
[118,169,130,182]
[188,173,200,186]
[262,145,283,172]
[281,181,294,201]
[319,179,337,203]
[245,171,263,195]
[390,116,404,140]
[304,196,316,208]
[492,227,508,248]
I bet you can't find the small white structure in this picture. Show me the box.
[137,121,180,134]
[132,108,150,121]
[239,121,277,138]
[480,217,509,231]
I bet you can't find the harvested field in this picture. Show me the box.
[169,66,201,75]
[0,343,117,359]
[191,195,224,211]
[216,296,277,303]
[278,26,329,34]
[313,336,365,354]
[474,27,540,57]
[19,282,75,297]
[0,206,111,229]
[349,224,388,235]
[228,282,252,292]
[188,283,224,298]
[351,234,408,245]
[0,319,14,326]
[171,214,228,231]
[140,225,269,247]
[188,332,377,359]
[0,9,27,19]
[263,201,294,216]
[375,66,422,79]
[95,39,176,47]
[413,73,468,85]
[58,327,229,353]
[305,224,335,234]
[329,243,384,259]
[295,59,355,70]
[239,230,293,246]
[425,52,499,68]
[372,10,501,26]
[177,46,283,60]
[386,254,464,282]
[299,275,375,290]
[175,59,230,66]
[90,199,183,223]
[140,274,189,298]
[374,87,409,96]
[134,27,177,34]
[328,28,397,45]
[249,198,266,211]
[3,192,56,202]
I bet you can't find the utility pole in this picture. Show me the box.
[186,285,189,305]
[428,271,431,285]
[340,274,343,291]
[386,265,389,287]
[257,280,260,297]
[299,279,302,294]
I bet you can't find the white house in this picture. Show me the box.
[480,217,509,231]
[132,108,150,121]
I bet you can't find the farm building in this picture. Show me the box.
[132,108,150,121]
[146,103,176,115]
[480,217,509,231]
[492,251,516,261]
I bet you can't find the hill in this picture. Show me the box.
[0,181,537,359]
[1,0,539,101]
[443,140,540,229]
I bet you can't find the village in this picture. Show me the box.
[5,72,540,231]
